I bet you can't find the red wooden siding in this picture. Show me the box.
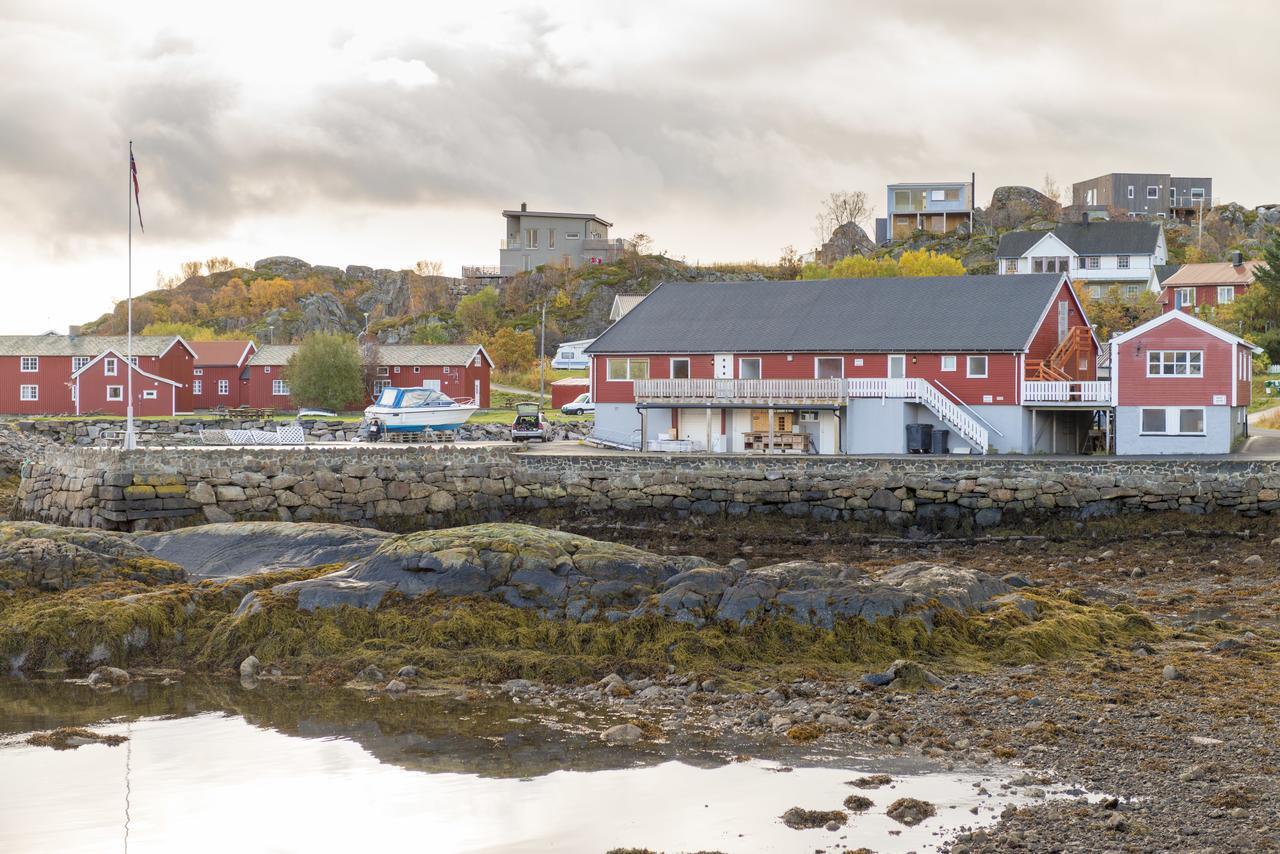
[1114,318,1235,407]
[1028,282,1097,379]
[375,362,490,408]
[1162,284,1246,314]
[192,366,245,408]
[76,362,177,417]
[0,355,77,414]
[156,343,195,412]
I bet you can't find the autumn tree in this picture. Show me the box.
[141,321,219,340]
[285,333,365,411]
[487,327,536,372]
[206,257,237,273]
[1074,285,1160,342]
[1041,174,1062,205]
[777,245,802,280]
[897,248,966,277]
[179,260,205,280]
[456,287,501,337]
[799,248,961,279]
[414,259,444,277]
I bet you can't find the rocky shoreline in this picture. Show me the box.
[2,515,1278,851]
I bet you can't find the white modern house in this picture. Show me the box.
[997,220,1167,301]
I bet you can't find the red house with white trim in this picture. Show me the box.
[241,343,492,411]
[1109,311,1260,454]
[1159,255,1262,314]
[190,340,256,409]
[71,348,185,416]
[585,275,1102,454]
[0,333,194,415]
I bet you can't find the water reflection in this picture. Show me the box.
[1,679,1052,853]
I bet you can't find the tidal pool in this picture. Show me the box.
[0,678,1062,853]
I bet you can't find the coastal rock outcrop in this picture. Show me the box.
[134,522,392,579]
[254,523,1010,627]
[0,521,184,591]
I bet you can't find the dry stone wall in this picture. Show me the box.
[17,446,1280,533]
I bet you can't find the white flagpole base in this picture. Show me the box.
[125,405,136,451]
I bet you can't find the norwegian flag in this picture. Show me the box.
[130,147,144,232]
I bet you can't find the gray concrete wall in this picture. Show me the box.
[19,444,1280,534]
[1116,405,1232,455]
[847,399,908,453]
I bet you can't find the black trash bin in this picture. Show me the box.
[905,423,932,453]
[931,428,950,454]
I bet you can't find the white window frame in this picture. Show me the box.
[373,379,392,397]
[814,356,844,379]
[941,355,957,372]
[606,358,649,382]
[1140,406,1206,436]
[142,389,158,400]
[565,231,580,240]
[106,385,124,401]
[376,366,390,377]
[887,354,906,379]
[413,366,421,373]
[1146,186,1160,199]
[393,366,401,374]
[1146,350,1203,378]
[193,380,203,396]
[1218,286,1235,304]
[966,355,988,378]
[548,228,555,250]
[1176,287,1196,308]
[669,357,691,380]
[738,357,762,380]
[72,356,90,372]
[272,379,290,396]
[218,379,230,395]
[103,357,118,376]
[1003,258,1019,274]
[193,368,204,376]
[19,356,38,373]
[19,384,38,401]
[1127,185,1135,199]
[1085,256,1101,270]
[1124,284,1141,300]
[1117,255,1130,269]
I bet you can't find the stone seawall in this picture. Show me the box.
[16,446,1280,533]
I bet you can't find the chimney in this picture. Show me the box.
[1232,250,1243,267]
[68,325,81,337]
[520,202,527,212]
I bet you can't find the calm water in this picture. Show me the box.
[0,678,1056,853]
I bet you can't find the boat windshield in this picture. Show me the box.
[376,388,399,406]
[398,389,452,407]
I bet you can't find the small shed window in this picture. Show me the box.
[142,389,158,400]
[106,385,123,401]
[272,379,290,396]
[941,355,956,372]
[966,355,988,378]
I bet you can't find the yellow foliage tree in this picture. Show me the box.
[799,249,963,279]
[487,327,536,372]
[897,249,966,277]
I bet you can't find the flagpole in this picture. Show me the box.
[126,141,135,451]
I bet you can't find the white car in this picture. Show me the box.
[560,393,595,416]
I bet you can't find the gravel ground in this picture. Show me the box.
[487,517,1280,852]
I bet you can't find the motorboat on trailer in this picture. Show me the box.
[362,387,479,435]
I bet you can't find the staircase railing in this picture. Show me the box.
[846,378,989,453]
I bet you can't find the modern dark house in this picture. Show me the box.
[1072,173,1212,220]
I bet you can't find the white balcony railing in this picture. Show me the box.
[1022,381,1111,403]
[633,378,845,402]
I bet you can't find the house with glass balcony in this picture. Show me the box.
[583,274,1110,456]
[997,220,1166,301]
[878,180,974,243]
[498,203,625,276]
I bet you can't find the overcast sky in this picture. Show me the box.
[2,0,1276,333]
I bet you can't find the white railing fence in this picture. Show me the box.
[1022,381,1111,403]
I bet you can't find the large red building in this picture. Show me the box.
[242,343,492,411]
[189,340,256,409]
[0,333,194,416]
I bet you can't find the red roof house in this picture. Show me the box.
[71,348,184,417]
[189,340,256,409]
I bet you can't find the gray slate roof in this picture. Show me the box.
[996,221,1161,258]
[1155,263,1182,284]
[0,334,182,358]
[247,343,488,367]
[586,275,1067,355]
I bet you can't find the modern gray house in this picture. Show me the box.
[498,204,625,276]
[1072,173,1212,220]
